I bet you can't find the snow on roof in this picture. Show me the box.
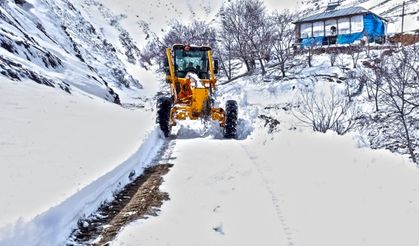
[295,6,374,23]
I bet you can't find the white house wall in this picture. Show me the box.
[299,14,366,39]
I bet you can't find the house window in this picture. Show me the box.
[338,17,350,34]
[313,21,325,37]
[325,19,337,36]
[300,23,312,38]
[351,15,364,33]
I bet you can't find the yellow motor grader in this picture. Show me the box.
[156,44,238,138]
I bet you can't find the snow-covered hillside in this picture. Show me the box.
[0,77,161,245]
[0,0,145,103]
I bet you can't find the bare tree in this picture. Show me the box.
[139,20,217,70]
[348,44,361,68]
[378,46,419,164]
[361,56,386,112]
[293,85,359,135]
[305,41,316,67]
[271,10,295,77]
[328,48,338,67]
[219,1,250,72]
[219,0,271,74]
[243,0,272,75]
[216,26,235,80]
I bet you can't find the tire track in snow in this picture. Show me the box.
[240,144,295,246]
[154,136,177,164]
[67,138,177,245]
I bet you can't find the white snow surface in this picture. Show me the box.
[2,48,419,246]
[0,78,163,245]
[112,73,419,246]
[113,132,419,246]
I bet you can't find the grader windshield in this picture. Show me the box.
[173,45,210,79]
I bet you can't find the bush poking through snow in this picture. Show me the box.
[358,45,419,165]
[293,85,359,135]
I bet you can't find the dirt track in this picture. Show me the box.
[67,163,173,245]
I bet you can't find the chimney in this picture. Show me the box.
[326,1,341,11]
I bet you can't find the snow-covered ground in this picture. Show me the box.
[0,78,161,245]
[113,131,419,246]
[3,50,419,245]
[112,73,419,245]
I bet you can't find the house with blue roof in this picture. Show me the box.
[293,4,387,48]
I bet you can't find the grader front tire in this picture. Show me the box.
[157,97,172,138]
[223,100,238,138]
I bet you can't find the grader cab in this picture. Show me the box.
[156,44,238,138]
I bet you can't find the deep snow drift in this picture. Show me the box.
[0,78,161,245]
[0,0,143,103]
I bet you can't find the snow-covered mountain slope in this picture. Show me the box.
[95,0,297,46]
[0,0,144,103]
[298,0,419,33]
[97,0,222,46]
[0,77,161,245]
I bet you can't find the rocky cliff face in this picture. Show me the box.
[0,0,143,103]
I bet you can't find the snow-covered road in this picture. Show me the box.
[113,136,289,245]
[112,126,419,246]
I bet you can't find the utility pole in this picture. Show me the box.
[401,1,405,33]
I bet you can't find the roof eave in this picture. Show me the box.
[294,11,372,24]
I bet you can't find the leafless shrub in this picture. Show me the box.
[336,53,350,72]
[348,44,361,68]
[329,50,338,67]
[344,69,365,102]
[293,85,359,135]
[361,56,386,112]
[306,43,315,67]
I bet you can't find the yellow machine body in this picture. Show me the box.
[165,44,225,126]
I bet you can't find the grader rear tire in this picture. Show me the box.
[157,97,172,137]
[224,100,238,138]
